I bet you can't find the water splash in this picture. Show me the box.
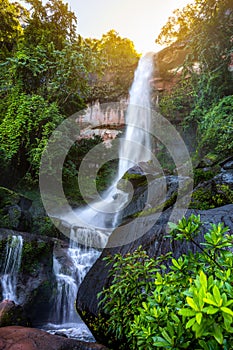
[0,235,23,302]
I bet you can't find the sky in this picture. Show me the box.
[66,0,194,53]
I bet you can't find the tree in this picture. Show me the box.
[24,0,77,50]
[88,30,140,102]
[156,0,233,123]
[0,0,27,58]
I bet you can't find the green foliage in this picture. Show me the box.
[88,30,140,102]
[97,215,233,349]
[62,136,118,204]
[193,168,217,187]
[0,91,63,181]
[190,184,233,210]
[24,0,77,50]
[97,248,169,349]
[0,0,26,58]
[20,239,52,275]
[159,79,195,121]
[156,0,233,159]
[198,95,233,158]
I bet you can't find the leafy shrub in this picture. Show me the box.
[198,95,233,158]
[98,214,233,349]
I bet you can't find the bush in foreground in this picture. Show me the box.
[98,215,233,349]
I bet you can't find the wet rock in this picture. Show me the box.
[222,160,233,170]
[0,300,30,327]
[0,326,109,350]
[214,170,233,189]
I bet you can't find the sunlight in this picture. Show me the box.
[67,0,195,53]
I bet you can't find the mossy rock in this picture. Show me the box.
[0,300,30,327]
[0,187,32,230]
[20,239,53,275]
[0,187,20,208]
[190,183,233,210]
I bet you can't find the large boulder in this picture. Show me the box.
[76,204,233,345]
[0,326,109,350]
[0,300,30,327]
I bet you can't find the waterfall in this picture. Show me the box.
[43,52,154,340]
[60,52,154,239]
[0,235,23,302]
[51,230,100,325]
[117,53,153,180]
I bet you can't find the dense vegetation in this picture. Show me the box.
[97,215,233,349]
[0,0,139,190]
[157,0,233,161]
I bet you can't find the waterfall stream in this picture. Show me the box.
[60,52,154,239]
[0,235,23,303]
[44,53,154,340]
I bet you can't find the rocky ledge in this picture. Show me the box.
[0,326,109,350]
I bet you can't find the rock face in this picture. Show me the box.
[76,204,233,344]
[0,300,30,327]
[0,326,109,350]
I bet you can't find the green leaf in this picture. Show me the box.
[152,336,170,346]
[213,323,223,344]
[213,285,221,306]
[179,308,196,317]
[203,298,218,306]
[203,306,219,314]
[196,312,202,325]
[187,297,199,311]
[221,307,233,316]
[161,329,172,343]
[172,258,180,269]
[186,317,196,329]
[199,271,207,291]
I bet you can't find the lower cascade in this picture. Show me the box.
[0,235,23,303]
[44,230,101,341]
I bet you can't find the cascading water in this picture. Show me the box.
[51,231,100,325]
[45,231,100,341]
[0,235,23,302]
[61,52,154,237]
[117,53,153,180]
[45,53,154,340]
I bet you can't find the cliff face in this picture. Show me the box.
[151,42,191,96]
